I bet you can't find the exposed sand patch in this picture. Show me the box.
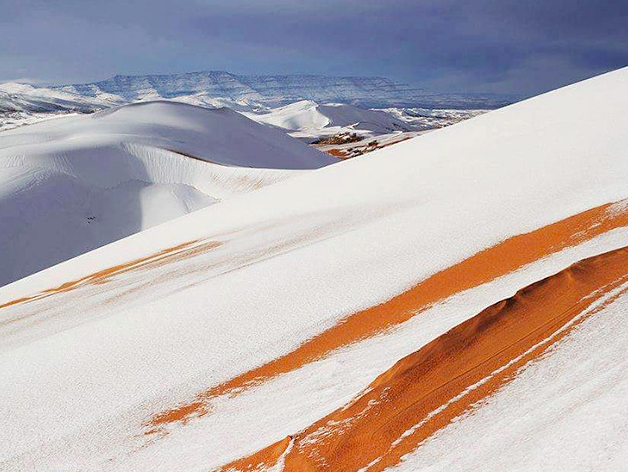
[222,244,628,471]
[0,240,223,315]
[326,148,349,158]
[146,198,628,431]
[316,132,421,159]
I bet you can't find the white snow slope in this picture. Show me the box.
[244,99,412,140]
[0,81,117,132]
[0,100,335,286]
[0,68,627,472]
[0,82,114,113]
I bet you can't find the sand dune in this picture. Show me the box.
[223,243,628,471]
[1,68,627,472]
[243,100,412,140]
[145,197,628,431]
[0,101,334,286]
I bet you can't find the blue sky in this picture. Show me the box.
[1,0,626,97]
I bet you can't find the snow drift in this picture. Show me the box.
[244,99,413,140]
[0,100,335,286]
[1,68,628,472]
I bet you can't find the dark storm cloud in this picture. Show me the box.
[1,0,626,96]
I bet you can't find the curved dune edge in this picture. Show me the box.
[221,244,628,472]
[146,198,628,431]
[0,239,221,313]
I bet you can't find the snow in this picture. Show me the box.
[1,101,334,170]
[1,71,506,135]
[2,74,497,137]
[0,81,114,114]
[0,100,333,286]
[0,67,627,471]
[0,81,115,131]
[388,280,628,472]
[382,107,489,129]
[54,71,509,108]
[243,100,412,141]
[14,227,622,472]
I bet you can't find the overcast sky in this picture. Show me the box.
[1,0,626,97]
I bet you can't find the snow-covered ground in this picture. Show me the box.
[0,101,334,286]
[0,81,115,113]
[384,106,488,128]
[0,110,76,132]
[241,100,458,158]
[239,101,492,160]
[243,100,413,141]
[0,81,117,131]
[1,75,493,159]
[1,67,627,472]
[1,70,505,134]
[310,130,427,159]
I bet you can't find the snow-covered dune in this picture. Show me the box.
[0,81,117,131]
[0,82,114,113]
[1,68,627,472]
[0,101,335,286]
[245,99,412,140]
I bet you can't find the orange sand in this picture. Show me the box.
[326,148,349,158]
[223,244,628,471]
[0,240,223,313]
[147,199,628,431]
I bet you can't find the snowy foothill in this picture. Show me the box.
[0,81,115,131]
[0,81,114,114]
[241,100,487,158]
[0,67,627,471]
[1,71,502,139]
[53,71,509,109]
[0,100,335,286]
[243,99,413,141]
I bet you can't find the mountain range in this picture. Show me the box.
[54,70,512,108]
[1,71,503,136]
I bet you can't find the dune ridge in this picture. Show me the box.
[2,68,628,472]
[0,239,222,312]
[222,243,628,471]
[145,197,628,432]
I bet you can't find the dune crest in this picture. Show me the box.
[147,197,628,432]
[2,68,628,472]
[222,243,628,471]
